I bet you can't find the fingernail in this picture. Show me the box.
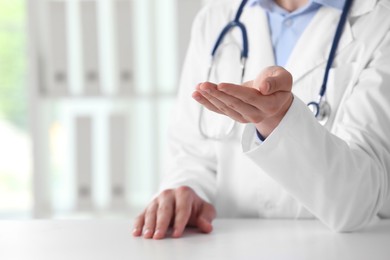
[132,228,139,235]
[153,229,162,239]
[193,94,201,101]
[143,229,152,237]
[172,228,180,238]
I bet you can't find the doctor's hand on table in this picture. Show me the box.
[133,66,291,240]
[193,66,293,138]
[133,186,216,240]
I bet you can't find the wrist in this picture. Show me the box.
[255,118,281,138]
[255,94,293,138]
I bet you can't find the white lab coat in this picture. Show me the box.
[160,0,390,231]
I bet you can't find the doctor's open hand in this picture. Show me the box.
[193,66,293,138]
[133,186,216,239]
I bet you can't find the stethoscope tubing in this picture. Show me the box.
[211,0,249,60]
[199,0,354,139]
[320,0,354,98]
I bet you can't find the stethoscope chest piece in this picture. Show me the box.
[307,100,331,125]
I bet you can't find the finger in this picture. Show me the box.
[153,192,175,240]
[172,187,193,238]
[217,83,264,108]
[242,80,253,88]
[196,202,217,234]
[132,212,145,237]
[218,83,291,116]
[194,82,222,114]
[199,83,248,123]
[143,202,158,239]
[255,66,293,95]
[195,90,247,123]
[192,91,223,115]
[212,83,266,123]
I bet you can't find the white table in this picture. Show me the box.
[0,219,389,260]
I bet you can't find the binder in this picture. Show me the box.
[47,1,69,96]
[115,0,135,95]
[109,113,128,209]
[75,116,93,211]
[80,1,101,96]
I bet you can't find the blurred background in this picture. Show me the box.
[0,0,211,219]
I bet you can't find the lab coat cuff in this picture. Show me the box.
[156,182,213,204]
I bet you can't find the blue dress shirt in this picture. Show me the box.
[246,0,345,141]
[248,0,345,66]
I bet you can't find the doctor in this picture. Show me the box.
[133,0,390,239]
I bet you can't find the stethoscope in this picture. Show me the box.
[199,0,353,140]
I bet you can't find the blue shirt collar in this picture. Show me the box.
[248,0,345,11]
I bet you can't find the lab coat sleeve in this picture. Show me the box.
[158,7,218,204]
[242,31,390,232]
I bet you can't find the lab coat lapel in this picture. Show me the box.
[285,7,353,84]
[241,6,275,81]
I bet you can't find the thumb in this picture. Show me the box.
[255,66,293,95]
[196,203,216,234]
